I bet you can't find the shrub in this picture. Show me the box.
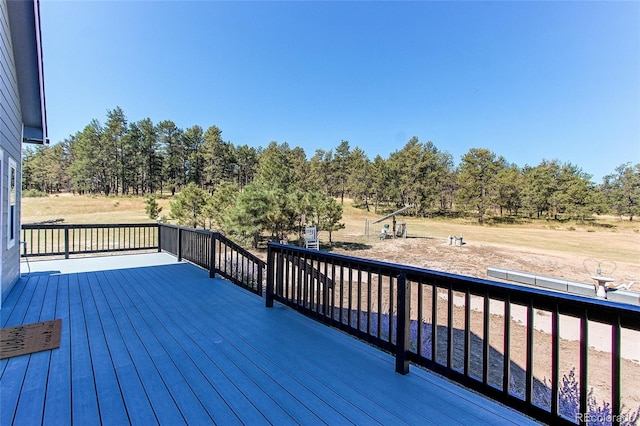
[145,194,163,220]
[23,189,48,198]
[558,368,640,425]
[222,254,263,292]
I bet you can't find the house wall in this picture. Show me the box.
[0,0,24,308]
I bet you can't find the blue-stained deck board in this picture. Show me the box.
[106,268,224,425]
[102,267,227,424]
[87,271,159,425]
[67,273,101,425]
[94,271,188,425]
[125,266,378,425]
[43,274,72,425]
[0,274,49,425]
[1,254,539,425]
[114,268,312,426]
[108,268,262,425]
[12,275,59,426]
[76,271,132,426]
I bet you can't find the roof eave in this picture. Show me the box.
[7,0,48,145]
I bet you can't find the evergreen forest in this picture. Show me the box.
[23,107,640,233]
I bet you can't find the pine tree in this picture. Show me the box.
[169,182,209,227]
[456,148,505,223]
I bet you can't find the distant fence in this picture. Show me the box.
[21,223,158,258]
[158,224,265,295]
[265,242,640,426]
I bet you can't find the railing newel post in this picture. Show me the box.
[177,227,182,262]
[209,232,217,279]
[266,244,275,307]
[579,310,589,424]
[612,315,622,426]
[395,270,410,375]
[157,223,162,252]
[64,225,70,259]
[257,260,264,296]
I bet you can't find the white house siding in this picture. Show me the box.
[0,0,24,308]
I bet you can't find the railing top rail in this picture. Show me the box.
[22,223,159,229]
[268,242,640,327]
[216,234,266,268]
[159,223,213,236]
[160,224,267,269]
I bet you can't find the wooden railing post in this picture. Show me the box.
[209,233,217,279]
[177,228,182,262]
[322,266,330,317]
[266,245,275,307]
[157,223,162,252]
[395,271,410,374]
[579,312,589,424]
[257,263,263,296]
[612,316,622,426]
[64,226,70,259]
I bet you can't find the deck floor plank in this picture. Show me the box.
[43,274,72,425]
[128,279,320,425]
[104,270,230,425]
[1,254,540,425]
[111,268,271,426]
[67,273,102,425]
[134,265,384,426]
[106,268,243,425]
[94,270,188,425]
[0,274,51,426]
[76,272,132,426]
[1,273,35,328]
[87,271,165,425]
[12,275,60,426]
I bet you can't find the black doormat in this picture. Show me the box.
[0,319,62,360]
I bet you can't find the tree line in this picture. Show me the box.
[23,107,640,226]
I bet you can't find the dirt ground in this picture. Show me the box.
[330,227,640,287]
[323,226,640,412]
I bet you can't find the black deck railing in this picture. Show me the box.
[265,242,640,426]
[21,223,265,295]
[21,223,158,258]
[158,224,265,295]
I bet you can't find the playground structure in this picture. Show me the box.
[365,205,412,239]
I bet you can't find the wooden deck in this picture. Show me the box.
[2,254,538,425]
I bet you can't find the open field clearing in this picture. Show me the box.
[22,193,173,224]
[23,194,640,285]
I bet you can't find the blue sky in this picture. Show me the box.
[40,1,639,182]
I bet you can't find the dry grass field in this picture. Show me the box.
[22,193,173,224]
[23,193,640,284]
